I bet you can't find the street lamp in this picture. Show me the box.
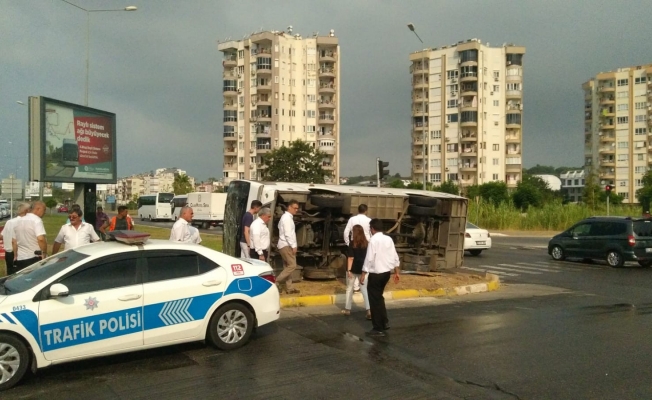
[60,0,137,106]
[407,23,427,188]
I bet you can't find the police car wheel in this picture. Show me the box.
[0,334,30,391]
[208,303,254,351]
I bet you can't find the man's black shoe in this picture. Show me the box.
[383,325,390,330]
[365,329,386,337]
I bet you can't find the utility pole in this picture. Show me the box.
[376,157,380,188]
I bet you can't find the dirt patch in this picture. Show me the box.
[279,271,488,297]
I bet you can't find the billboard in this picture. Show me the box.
[29,97,117,184]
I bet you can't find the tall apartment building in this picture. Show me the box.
[218,28,340,186]
[409,39,525,189]
[583,64,652,203]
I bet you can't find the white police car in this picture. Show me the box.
[0,232,280,391]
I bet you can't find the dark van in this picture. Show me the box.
[548,216,652,268]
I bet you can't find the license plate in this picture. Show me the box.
[646,248,652,253]
[476,241,486,245]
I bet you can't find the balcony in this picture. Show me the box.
[460,120,477,128]
[257,82,271,92]
[600,158,615,167]
[319,82,336,94]
[506,90,522,99]
[413,152,425,160]
[256,144,272,154]
[318,99,336,109]
[256,67,272,76]
[223,56,237,68]
[223,87,238,96]
[257,97,271,106]
[600,122,615,130]
[600,96,615,105]
[256,112,272,122]
[413,165,424,173]
[506,164,522,172]
[459,102,475,111]
[319,51,337,62]
[599,86,615,93]
[223,162,236,170]
[223,101,237,110]
[412,107,427,117]
[460,72,478,83]
[319,67,336,77]
[224,147,237,156]
[319,145,336,155]
[318,114,335,124]
[600,108,615,117]
[460,163,477,172]
[413,135,424,144]
[461,147,477,157]
[507,103,523,112]
[223,132,237,141]
[506,134,520,143]
[413,122,427,131]
[461,87,478,97]
[506,149,521,155]
[223,70,237,78]
[413,79,428,89]
[319,130,336,138]
[461,133,477,142]
[598,146,615,154]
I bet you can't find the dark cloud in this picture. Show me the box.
[1,0,651,182]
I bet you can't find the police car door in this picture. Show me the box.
[37,253,144,361]
[142,250,227,345]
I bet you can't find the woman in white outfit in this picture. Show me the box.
[342,225,371,319]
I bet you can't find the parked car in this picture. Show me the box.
[548,216,652,268]
[0,204,8,219]
[57,205,69,213]
[0,232,280,391]
[464,221,491,256]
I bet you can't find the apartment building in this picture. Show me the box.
[112,168,195,203]
[583,64,652,203]
[218,27,340,185]
[409,39,525,189]
[560,170,585,203]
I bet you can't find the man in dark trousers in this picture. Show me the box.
[360,218,400,337]
[240,200,262,259]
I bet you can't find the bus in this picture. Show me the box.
[171,195,188,221]
[137,192,174,221]
[62,139,79,167]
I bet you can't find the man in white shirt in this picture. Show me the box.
[343,204,371,292]
[0,202,30,275]
[52,208,100,254]
[240,200,262,258]
[276,199,300,294]
[360,218,400,337]
[12,201,48,272]
[249,207,272,261]
[170,206,194,243]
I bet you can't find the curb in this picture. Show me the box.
[279,274,501,308]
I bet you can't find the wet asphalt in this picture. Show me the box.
[6,237,652,399]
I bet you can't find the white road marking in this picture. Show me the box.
[462,266,519,277]
[480,265,542,274]
[499,263,557,273]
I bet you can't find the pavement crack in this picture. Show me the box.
[453,378,522,400]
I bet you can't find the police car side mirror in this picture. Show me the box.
[49,283,70,298]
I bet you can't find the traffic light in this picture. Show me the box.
[605,184,614,194]
[378,159,390,180]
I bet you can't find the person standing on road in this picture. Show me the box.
[102,206,134,233]
[343,204,371,292]
[276,200,300,294]
[170,206,195,243]
[342,224,371,319]
[52,208,100,254]
[240,200,262,258]
[95,206,109,240]
[0,202,30,275]
[12,201,48,272]
[249,207,272,261]
[360,218,400,337]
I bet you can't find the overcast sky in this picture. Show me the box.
[2,0,651,182]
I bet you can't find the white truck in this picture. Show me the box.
[186,192,227,229]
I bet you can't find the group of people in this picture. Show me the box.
[237,200,400,337]
[0,202,133,275]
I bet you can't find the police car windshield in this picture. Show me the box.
[2,250,89,294]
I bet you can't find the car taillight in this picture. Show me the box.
[628,235,636,247]
[259,272,276,284]
[465,233,471,238]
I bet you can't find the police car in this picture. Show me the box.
[0,232,280,391]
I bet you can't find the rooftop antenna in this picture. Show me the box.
[287,25,293,34]
[329,29,335,37]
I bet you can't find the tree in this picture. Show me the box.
[438,181,460,195]
[261,140,329,183]
[45,198,58,214]
[582,172,601,210]
[173,174,193,194]
[636,170,652,212]
[478,181,509,206]
[388,179,405,188]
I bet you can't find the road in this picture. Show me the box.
[7,234,652,399]
[132,217,223,235]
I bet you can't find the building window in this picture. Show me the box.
[617,154,629,161]
[635,115,646,122]
[307,110,316,118]
[617,141,629,148]
[307,95,316,102]
[493,100,499,106]
[431,159,441,167]
[492,173,499,180]
[617,104,629,111]
[493,85,499,93]
[635,166,647,174]
[446,114,459,123]
[446,70,459,79]
[431,130,441,139]
[493,158,499,165]
[223,110,237,122]
[447,99,458,108]
[432,173,441,183]
[635,102,647,109]
[447,158,458,166]
[238,50,244,59]
[493,144,499,151]
[307,126,315,133]
[431,144,441,152]
[446,143,458,152]
[617,116,628,124]
[638,154,645,161]
[635,128,647,135]
[618,192,629,200]
[506,83,521,91]
[617,79,629,86]
[635,76,647,84]
[636,179,644,187]
[447,173,458,182]
[617,91,628,98]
